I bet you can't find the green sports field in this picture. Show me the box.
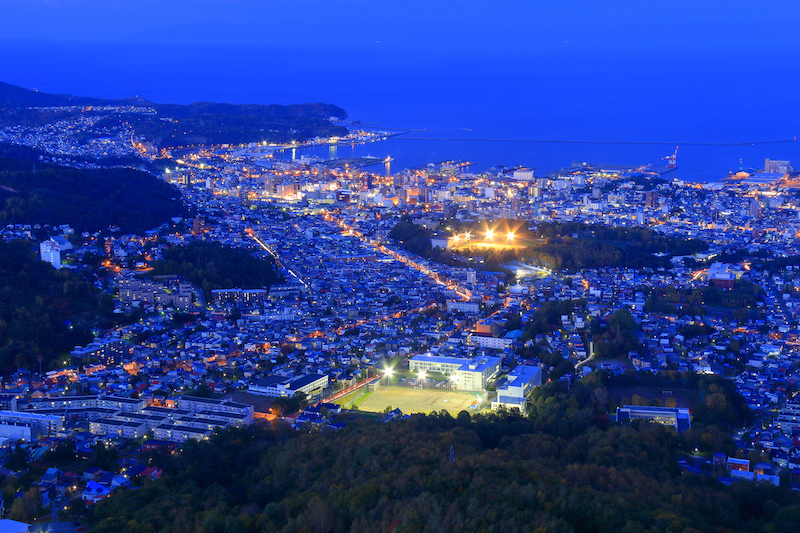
[357,386,481,415]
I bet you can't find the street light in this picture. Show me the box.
[507,231,515,242]
[486,230,494,240]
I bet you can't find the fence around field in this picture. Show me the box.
[390,376,458,392]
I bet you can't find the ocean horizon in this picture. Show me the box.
[2,40,798,182]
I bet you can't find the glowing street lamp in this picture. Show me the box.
[418,370,426,381]
[465,231,471,240]
[486,230,495,240]
[506,231,515,242]
[449,374,458,390]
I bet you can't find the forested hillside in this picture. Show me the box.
[119,101,348,148]
[0,240,108,372]
[92,376,796,533]
[0,154,182,233]
[388,218,708,272]
[150,241,283,297]
[0,82,349,148]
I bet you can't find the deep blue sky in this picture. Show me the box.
[4,0,798,58]
[3,1,799,178]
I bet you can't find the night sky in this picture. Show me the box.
[4,0,798,59]
[3,0,799,176]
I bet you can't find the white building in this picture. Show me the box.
[616,405,692,432]
[0,422,35,442]
[40,240,60,269]
[153,424,212,442]
[492,365,543,414]
[513,169,535,181]
[90,418,147,439]
[469,333,513,350]
[447,300,480,314]
[248,373,329,398]
[0,410,63,438]
[39,236,73,269]
[178,396,254,424]
[409,355,501,392]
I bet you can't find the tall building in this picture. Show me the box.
[40,240,61,269]
[750,199,762,218]
[39,236,72,269]
[192,217,204,235]
[645,191,658,208]
[765,158,793,174]
[513,168,535,181]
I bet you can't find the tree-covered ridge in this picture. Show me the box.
[388,218,433,256]
[524,222,708,271]
[114,102,348,149]
[0,240,108,373]
[0,155,182,234]
[92,377,793,533]
[645,282,764,321]
[0,81,349,148]
[150,241,283,297]
[0,80,135,109]
[388,218,708,272]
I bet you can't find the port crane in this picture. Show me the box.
[662,146,678,168]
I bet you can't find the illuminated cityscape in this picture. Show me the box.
[1,0,800,530]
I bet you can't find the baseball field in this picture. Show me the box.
[356,386,481,415]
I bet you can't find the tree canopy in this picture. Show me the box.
[150,241,282,297]
[0,152,182,234]
[91,375,789,533]
[0,240,108,372]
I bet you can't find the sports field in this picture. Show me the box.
[358,386,480,415]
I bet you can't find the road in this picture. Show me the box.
[764,277,790,329]
[247,228,310,290]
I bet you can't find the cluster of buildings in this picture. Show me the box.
[0,393,253,444]
[3,107,800,497]
[118,277,194,311]
[0,105,154,167]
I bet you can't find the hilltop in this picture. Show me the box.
[0,145,183,234]
[0,81,348,148]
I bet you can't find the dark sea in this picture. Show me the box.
[2,41,799,182]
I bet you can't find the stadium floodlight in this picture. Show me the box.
[507,231,515,242]
[384,367,393,377]
[486,230,495,240]
[418,370,426,381]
